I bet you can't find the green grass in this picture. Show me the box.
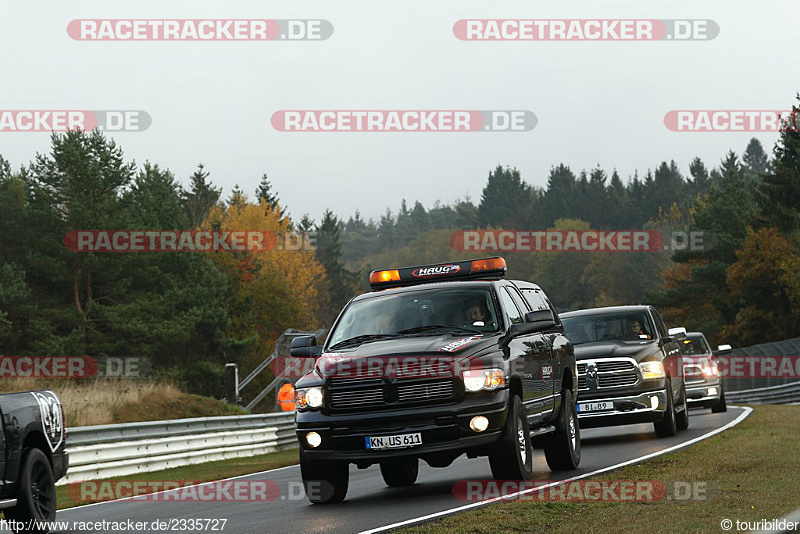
[400,406,800,533]
[57,449,299,509]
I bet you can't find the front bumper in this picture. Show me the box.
[295,390,508,462]
[576,388,668,429]
[686,379,722,407]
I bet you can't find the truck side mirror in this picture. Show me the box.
[290,335,322,358]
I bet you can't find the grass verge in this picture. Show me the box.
[57,449,299,510]
[400,406,800,533]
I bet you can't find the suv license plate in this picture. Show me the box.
[365,433,422,450]
[578,401,614,413]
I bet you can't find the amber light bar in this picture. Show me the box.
[368,257,507,290]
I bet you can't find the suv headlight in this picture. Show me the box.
[640,361,665,380]
[295,387,324,409]
[463,369,506,392]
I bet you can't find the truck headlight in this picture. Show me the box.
[640,361,665,380]
[463,369,505,392]
[295,387,324,409]
[702,361,719,377]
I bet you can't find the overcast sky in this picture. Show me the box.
[1,0,798,223]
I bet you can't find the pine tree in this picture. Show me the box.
[758,97,800,234]
[182,164,222,228]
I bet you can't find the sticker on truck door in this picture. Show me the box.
[31,391,63,452]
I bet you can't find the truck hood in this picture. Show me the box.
[315,334,497,378]
[573,340,662,362]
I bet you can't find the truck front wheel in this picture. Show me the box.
[300,451,349,504]
[6,448,56,533]
[488,396,533,480]
[542,388,581,471]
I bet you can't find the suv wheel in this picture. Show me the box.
[300,451,349,504]
[488,396,533,480]
[380,457,418,487]
[711,387,727,413]
[5,448,56,533]
[543,388,581,471]
[654,379,678,438]
[676,384,689,431]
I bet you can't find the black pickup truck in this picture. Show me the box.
[1,390,68,532]
[290,257,580,503]
[560,305,688,438]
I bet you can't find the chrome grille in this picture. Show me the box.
[684,364,706,385]
[577,357,640,391]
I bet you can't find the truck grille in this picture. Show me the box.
[577,358,639,391]
[684,364,706,385]
[328,377,456,411]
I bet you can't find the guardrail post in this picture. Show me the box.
[224,363,239,405]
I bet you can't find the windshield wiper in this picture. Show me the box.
[397,325,483,335]
[330,334,398,350]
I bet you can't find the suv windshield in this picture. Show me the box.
[328,287,500,348]
[562,311,655,345]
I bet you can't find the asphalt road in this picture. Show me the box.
[43,407,747,534]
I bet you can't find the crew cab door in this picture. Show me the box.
[519,288,559,407]
[498,285,552,423]
[651,307,684,396]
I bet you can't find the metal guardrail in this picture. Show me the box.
[59,412,297,485]
[725,381,800,404]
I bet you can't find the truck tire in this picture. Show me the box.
[380,457,418,487]
[488,396,533,481]
[711,387,727,413]
[5,448,57,533]
[676,384,689,431]
[543,389,581,471]
[654,380,678,438]
[300,452,349,504]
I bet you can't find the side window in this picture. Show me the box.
[508,287,530,314]
[651,309,668,338]
[521,289,548,312]
[499,288,524,325]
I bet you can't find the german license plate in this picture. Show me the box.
[578,401,614,413]
[365,432,422,450]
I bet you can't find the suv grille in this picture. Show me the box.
[577,358,639,391]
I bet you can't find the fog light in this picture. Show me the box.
[708,387,718,396]
[306,432,322,448]
[650,396,659,409]
[470,416,489,432]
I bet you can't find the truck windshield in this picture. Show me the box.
[680,334,711,355]
[328,287,500,348]
[562,312,655,345]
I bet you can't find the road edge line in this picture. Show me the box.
[359,406,753,534]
